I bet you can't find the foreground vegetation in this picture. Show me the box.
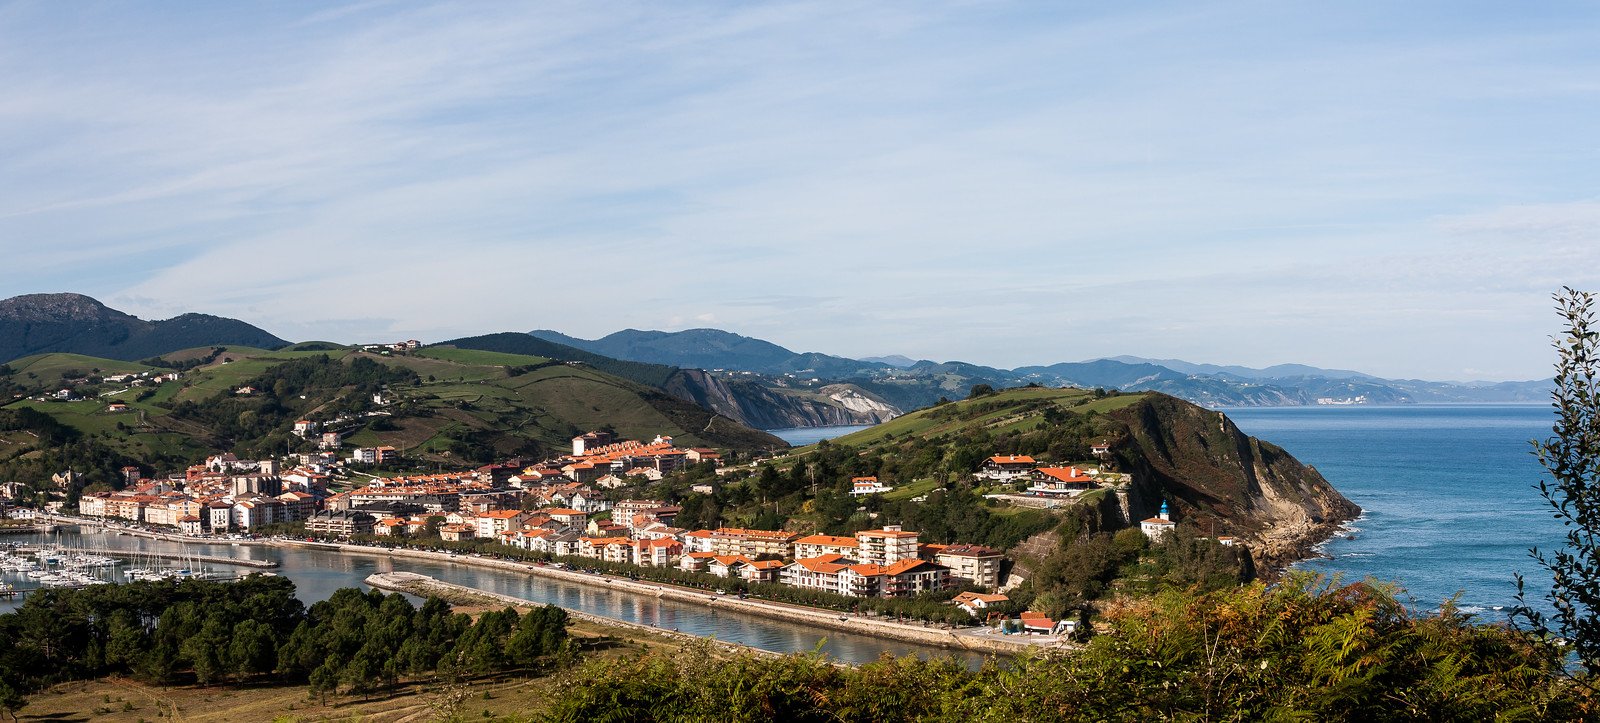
[0,576,572,718]
[545,576,1590,722]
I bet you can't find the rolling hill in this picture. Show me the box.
[0,345,787,481]
[446,333,898,428]
[0,293,288,364]
[810,387,1359,570]
[530,328,887,378]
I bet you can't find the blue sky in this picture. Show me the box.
[2,1,1597,380]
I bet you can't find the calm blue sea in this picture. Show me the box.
[769,425,873,446]
[1224,404,1561,618]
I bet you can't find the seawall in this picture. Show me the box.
[291,541,1054,656]
[365,571,784,660]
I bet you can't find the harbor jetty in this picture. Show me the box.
[366,571,783,659]
[334,543,1056,656]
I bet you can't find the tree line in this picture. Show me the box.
[0,576,570,717]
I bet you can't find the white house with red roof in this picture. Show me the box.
[849,476,893,496]
[978,455,1036,482]
[952,591,1010,616]
[1028,466,1099,495]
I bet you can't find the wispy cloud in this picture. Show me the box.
[2,1,1598,379]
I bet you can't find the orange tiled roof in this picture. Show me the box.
[1036,466,1094,484]
[988,455,1035,465]
[953,591,1010,605]
[714,528,798,541]
[796,534,859,547]
[884,558,942,576]
[857,527,918,539]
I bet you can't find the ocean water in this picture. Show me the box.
[769,425,873,446]
[1224,404,1561,618]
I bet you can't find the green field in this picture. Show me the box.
[826,387,1129,449]
[882,476,943,500]
[415,347,552,367]
[1,342,783,466]
[3,353,157,391]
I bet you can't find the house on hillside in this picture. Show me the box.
[1028,466,1098,495]
[977,455,1036,482]
[849,476,893,496]
[953,591,1010,616]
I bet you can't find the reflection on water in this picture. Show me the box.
[2,530,989,667]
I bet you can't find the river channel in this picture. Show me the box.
[1,529,992,667]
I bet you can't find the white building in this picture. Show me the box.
[1140,501,1176,541]
[848,476,894,496]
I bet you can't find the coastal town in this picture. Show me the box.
[0,422,1166,638]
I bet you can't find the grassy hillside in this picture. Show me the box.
[818,386,1146,452]
[0,345,785,477]
[1,353,158,393]
[439,333,680,388]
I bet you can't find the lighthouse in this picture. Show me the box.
[1140,500,1176,541]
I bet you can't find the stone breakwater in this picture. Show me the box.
[294,541,1056,657]
[0,524,57,535]
[365,571,783,660]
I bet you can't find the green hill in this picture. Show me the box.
[1,353,160,394]
[788,386,1357,571]
[0,292,289,363]
[0,345,786,483]
[819,386,1146,451]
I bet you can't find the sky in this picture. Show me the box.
[2,1,1598,381]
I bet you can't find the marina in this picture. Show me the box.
[0,536,268,597]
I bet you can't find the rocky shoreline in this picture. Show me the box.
[1251,500,1364,579]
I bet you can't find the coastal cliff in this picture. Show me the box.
[1106,394,1361,573]
[664,370,899,429]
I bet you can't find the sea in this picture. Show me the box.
[778,406,1565,620]
[1223,403,1560,619]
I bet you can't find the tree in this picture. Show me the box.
[0,674,25,723]
[1516,286,1600,676]
[308,663,339,704]
[968,384,995,399]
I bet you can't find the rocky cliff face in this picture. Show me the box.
[1106,394,1361,574]
[662,370,899,429]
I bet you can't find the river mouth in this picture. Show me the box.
[1,528,993,668]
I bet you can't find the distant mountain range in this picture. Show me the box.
[0,294,1552,435]
[532,328,1552,411]
[530,328,886,378]
[0,293,288,364]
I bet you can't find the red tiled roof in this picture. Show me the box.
[884,559,943,576]
[953,591,1009,605]
[1036,467,1094,484]
[791,555,850,574]
[857,528,918,539]
[795,534,859,547]
[988,455,1035,465]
